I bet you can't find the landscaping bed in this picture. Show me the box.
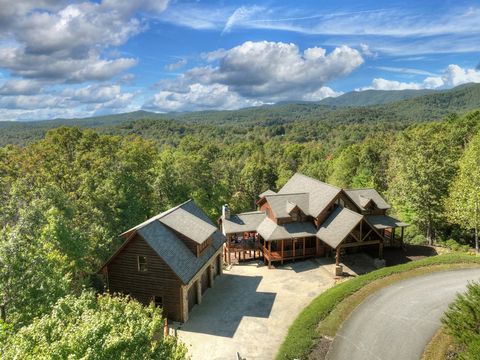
[276,253,480,360]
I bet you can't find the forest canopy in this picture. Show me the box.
[1,106,480,358]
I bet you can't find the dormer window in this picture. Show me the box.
[291,211,299,221]
[137,256,147,272]
[197,237,212,256]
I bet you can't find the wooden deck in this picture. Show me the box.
[263,246,317,263]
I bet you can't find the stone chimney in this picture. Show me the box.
[222,204,230,220]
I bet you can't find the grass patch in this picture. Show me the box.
[276,253,480,360]
[422,326,456,360]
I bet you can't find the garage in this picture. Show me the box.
[201,269,209,294]
[187,282,197,311]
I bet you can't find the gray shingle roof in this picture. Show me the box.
[257,217,317,241]
[345,189,391,211]
[366,215,408,229]
[160,207,217,244]
[278,173,341,217]
[259,189,276,197]
[119,200,225,284]
[317,206,363,249]
[222,211,266,234]
[264,193,309,218]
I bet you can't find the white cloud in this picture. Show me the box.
[222,6,263,34]
[360,64,480,91]
[0,0,169,120]
[360,43,376,58]
[197,41,362,100]
[165,58,187,71]
[0,79,44,95]
[360,78,423,91]
[145,83,262,112]
[302,87,343,101]
[375,66,437,76]
[145,41,358,111]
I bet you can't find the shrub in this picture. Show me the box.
[409,234,427,245]
[446,239,461,251]
[277,253,480,360]
[443,281,480,360]
[0,292,188,360]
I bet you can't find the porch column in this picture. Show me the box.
[379,242,384,259]
[293,239,296,259]
[335,247,341,266]
[218,254,223,275]
[281,240,284,265]
[208,265,214,288]
[303,237,306,257]
[401,227,405,248]
[268,241,272,269]
[196,280,202,305]
[392,227,396,246]
[181,285,189,322]
[228,235,232,264]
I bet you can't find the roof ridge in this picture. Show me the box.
[344,188,377,191]
[339,205,364,218]
[266,192,308,197]
[294,172,341,190]
[158,198,193,219]
[235,210,266,215]
[119,199,193,237]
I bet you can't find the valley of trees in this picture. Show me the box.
[0,102,480,357]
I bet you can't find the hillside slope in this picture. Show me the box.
[0,83,479,146]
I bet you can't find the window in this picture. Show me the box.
[291,210,299,221]
[137,256,147,272]
[197,237,212,256]
[154,296,163,308]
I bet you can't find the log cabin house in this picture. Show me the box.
[100,199,225,322]
[220,173,407,270]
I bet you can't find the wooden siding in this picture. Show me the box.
[107,234,183,321]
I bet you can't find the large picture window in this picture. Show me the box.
[137,255,147,272]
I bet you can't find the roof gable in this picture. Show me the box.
[278,173,341,217]
[344,189,390,211]
[265,192,309,218]
[317,206,363,249]
[138,221,224,284]
[160,206,216,244]
[105,200,225,284]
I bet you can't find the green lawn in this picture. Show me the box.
[276,253,480,360]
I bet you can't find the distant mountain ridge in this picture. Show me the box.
[319,88,437,107]
[1,83,480,146]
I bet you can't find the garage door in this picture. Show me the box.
[187,283,196,311]
[201,269,209,294]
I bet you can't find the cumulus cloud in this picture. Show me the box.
[145,41,360,111]
[360,64,480,91]
[145,83,263,112]
[0,0,169,120]
[302,87,343,101]
[0,0,160,82]
[0,79,44,95]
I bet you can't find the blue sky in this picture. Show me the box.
[0,0,479,120]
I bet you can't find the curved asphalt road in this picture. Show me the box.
[327,268,480,360]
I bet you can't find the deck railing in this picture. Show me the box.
[263,246,316,261]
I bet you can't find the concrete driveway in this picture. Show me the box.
[176,259,335,360]
[327,268,480,360]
